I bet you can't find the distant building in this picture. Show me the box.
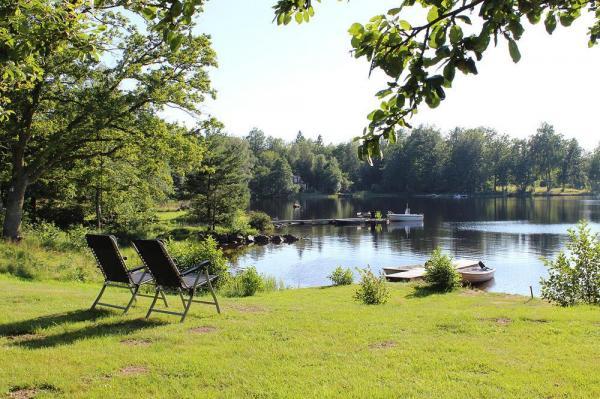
[292,175,307,191]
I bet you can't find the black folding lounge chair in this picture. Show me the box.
[132,239,221,322]
[86,234,167,313]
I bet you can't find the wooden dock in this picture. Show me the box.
[383,259,479,281]
[274,218,388,226]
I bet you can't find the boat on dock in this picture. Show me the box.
[387,204,424,222]
[383,259,494,283]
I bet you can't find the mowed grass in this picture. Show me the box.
[1,276,599,398]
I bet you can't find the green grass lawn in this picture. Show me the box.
[1,276,599,398]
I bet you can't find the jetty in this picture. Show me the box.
[383,259,480,281]
[274,218,388,226]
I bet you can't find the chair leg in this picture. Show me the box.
[123,285,140,314]
[179,290,187,308]
[207,278,221,314]
[91,283,108,310]
[180,290,195,323]
[160,290,169,308]
[145,288,161,319]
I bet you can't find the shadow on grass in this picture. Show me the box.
[405,285,445,298]
[0,308,112,336]
[12,318,166,349]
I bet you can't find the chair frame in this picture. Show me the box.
[86,234,168,314]
[132,239,221,322]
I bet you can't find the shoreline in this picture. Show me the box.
[293,191,594,199]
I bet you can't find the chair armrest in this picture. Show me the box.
[181,260,210,275]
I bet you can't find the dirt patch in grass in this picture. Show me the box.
[120,338,153,347]
[189,326,217,334]
[521,317,549,323]
[481,317,512,325]
[460,289,484,296]
[369,340,397,349]
[228,304,268,313]
[436,323,467,334]
[8,388,39,399]
[6,333,42,343]
[8,384,58,399]
[119,366,149,376]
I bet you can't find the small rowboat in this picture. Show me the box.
[458,262,495,283]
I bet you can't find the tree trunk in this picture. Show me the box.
[95,187,102,230]
[2,173,28,240]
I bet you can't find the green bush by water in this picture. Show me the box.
[541,220,600,306]
[220,266,284,297]
[247,211,274,233]
[164,237,230,287]
[424,248,461,292]
[328,266,353,286]
[354,267,390,305]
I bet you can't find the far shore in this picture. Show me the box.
[291,188,594,200]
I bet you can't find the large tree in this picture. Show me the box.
[273,0,599,161]
[530,123,563,191]
[186,131,252,231]
[0,1,215,239]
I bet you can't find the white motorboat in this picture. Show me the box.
[387,204,424,222]
[458,262,496,283]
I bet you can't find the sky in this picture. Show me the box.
[172,0,600,150]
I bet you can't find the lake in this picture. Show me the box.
[230,195,600,295]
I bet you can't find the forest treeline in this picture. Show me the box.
[2,120,599,235]
[233,122,599,197]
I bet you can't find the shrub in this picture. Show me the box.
[220,266,284,297]
[0,238,98,282]
[328,266,353,286]
[247,211,273,233]
[354,267,390,305]
[229,210,254,235]
[541,221,600,306]
[424,248,461,291]
[164,237,230,287]
[25,222,90,252]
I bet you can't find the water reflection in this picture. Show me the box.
[229,196,600,295]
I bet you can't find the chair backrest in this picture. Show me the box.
[86,234,130,284]
[132,239,183,288]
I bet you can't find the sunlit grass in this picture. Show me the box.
[1,276,598,398]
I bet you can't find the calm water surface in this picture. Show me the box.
[231,196,600,295]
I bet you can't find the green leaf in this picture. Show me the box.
[427,6,439,23]
[508,20,524,40]
[508,38,521,63]
[559,13,575,27]
[348,23,363,36]
[169,33,184,51]
[526,11,541,25]
[141,7,157,20]
[449,25,463,44]
[426,75,444,87]
[295,12,303,24]
[388,7,402,16]
[456,15,471,25]
[443,61,455,83]
[399,20,411,30]
[170,0,183,17]
[545,13,557,34]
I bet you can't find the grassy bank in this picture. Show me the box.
[1,276,598,398]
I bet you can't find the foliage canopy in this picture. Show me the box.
[273,0,600,163]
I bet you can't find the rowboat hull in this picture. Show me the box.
[458,266,496,283]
